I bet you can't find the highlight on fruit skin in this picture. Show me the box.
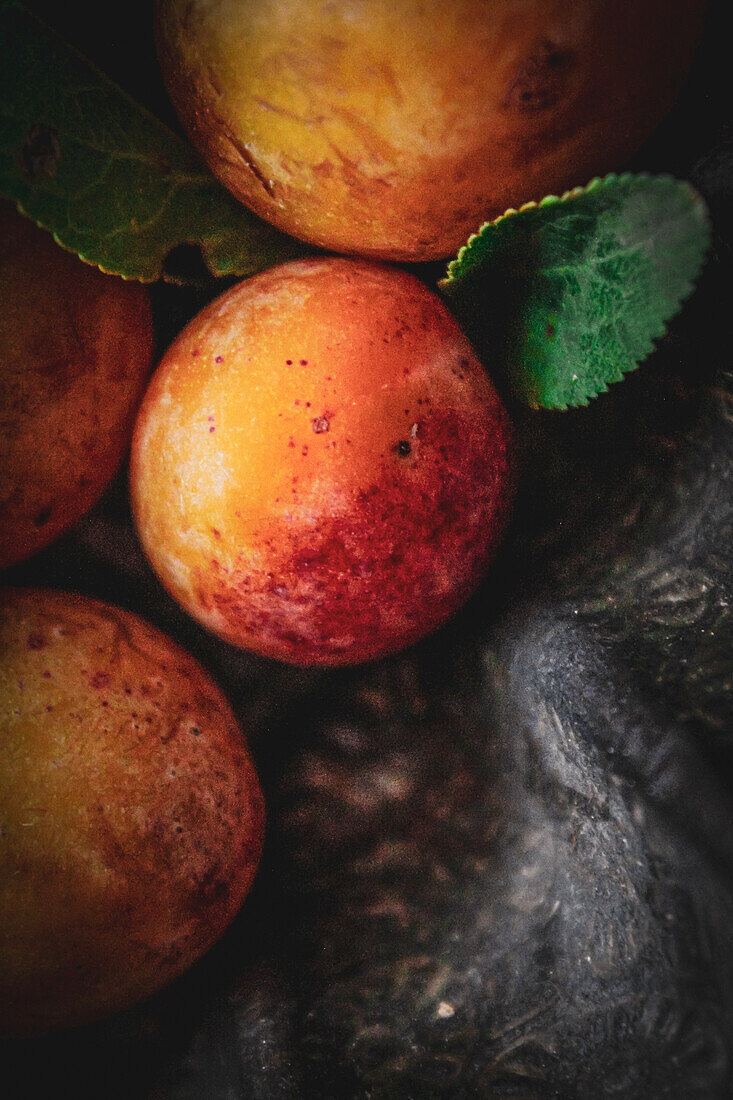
[154,0,706,261]
[0,587,265,1037]
[0,204,154,571]
[130,256,515,667]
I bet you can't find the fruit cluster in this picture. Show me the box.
[0,0,704,1035]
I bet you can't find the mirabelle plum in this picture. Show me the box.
[0,588,264,1036]
[130,257,514,666]
[0,205,153,570]
[155,0,705,260]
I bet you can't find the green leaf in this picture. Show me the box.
[440,174,711,409]
[0,1,310,282]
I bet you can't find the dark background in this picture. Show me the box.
[3,1,733,1096]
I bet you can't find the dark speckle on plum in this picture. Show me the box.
[33,507,52,527]
[215,355,224,364]
[394,440,412,457]
[27,632,45,650]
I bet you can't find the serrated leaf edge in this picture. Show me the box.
[538,182,710,409]
[11,198,157,282]
[440,171,711,410]
[439,172,708,293]
[2,3,309,284]
[537,292,694,412]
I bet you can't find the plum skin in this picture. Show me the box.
[0,588,265,1036]
[0,204,153,571]
[130,258,515,667]
[154,0,705,261]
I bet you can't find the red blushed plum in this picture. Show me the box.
[0,205,153,570]
[0,588,265,1036]
[130,258,515,666]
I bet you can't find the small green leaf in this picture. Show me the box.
[0,2,309,282]
[440,174,711,409]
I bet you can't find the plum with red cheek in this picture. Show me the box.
[130,257,515,666]
[0,205,153,570]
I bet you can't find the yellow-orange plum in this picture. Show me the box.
[0,205,153,570]
[0,588,265,1036]
[155,0,705,260]
[130,258,514,667]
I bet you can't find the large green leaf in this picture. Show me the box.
[440,174,711,409]
[0,1,309,282]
